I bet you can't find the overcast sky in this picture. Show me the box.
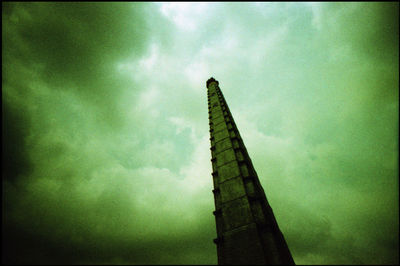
[2,2,399,265]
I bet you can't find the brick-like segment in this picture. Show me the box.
[219,176,246,203]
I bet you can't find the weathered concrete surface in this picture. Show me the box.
[207,77,295,265]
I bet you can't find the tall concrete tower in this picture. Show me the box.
[207,77,295,265]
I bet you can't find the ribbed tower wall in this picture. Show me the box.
[207,77,295,265]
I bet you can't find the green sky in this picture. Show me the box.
[2,2,398,265]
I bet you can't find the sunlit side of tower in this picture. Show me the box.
[207,77,295,265]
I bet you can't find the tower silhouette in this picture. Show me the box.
[207,77,295,265]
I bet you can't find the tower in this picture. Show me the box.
[207,77,295,265]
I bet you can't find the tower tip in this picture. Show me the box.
[207,77,219,88]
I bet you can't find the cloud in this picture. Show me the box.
[2,97,33,184]
[159,2,211,31]
[3,2,150,129]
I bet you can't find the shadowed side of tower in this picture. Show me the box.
[207,77,295,265]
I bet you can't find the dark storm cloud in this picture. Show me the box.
[335,2,399,62]
[2,1,150,176]
[2,98,33,184]
[2,166,216,264]
[2,2,154,264]
[4,2,148,80]
[3,221,216,265]
[3,2,149,127]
